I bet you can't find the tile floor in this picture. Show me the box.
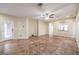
[0,35,79,55]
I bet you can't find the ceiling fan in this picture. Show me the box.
[37,3,43,7]
[49,14,55,18]
[37,3,55,19]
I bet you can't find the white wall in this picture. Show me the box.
[38,20,48,36]
[76,9,79,48]
[0,14,16,39]
[0,14,28,39]
[0,14,49,40]
[48,23,53,36]
[14,17,38,39]
[13,17,27,39]
[25,17,29,39]
[28,17,38,37]
[0,14,4,40]
[53,19,76,38]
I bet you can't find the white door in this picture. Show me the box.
[4,23,13,39]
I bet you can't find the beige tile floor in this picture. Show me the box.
[0,35,79,55]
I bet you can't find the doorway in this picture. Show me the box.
[48,23,53,36]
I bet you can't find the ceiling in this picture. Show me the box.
[0,3,78,21]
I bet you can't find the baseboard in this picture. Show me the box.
[38,34,48,36]
[53,35,75,39]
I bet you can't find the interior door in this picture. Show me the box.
[4,22,13,39]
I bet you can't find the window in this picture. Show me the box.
[59,24,68,31]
